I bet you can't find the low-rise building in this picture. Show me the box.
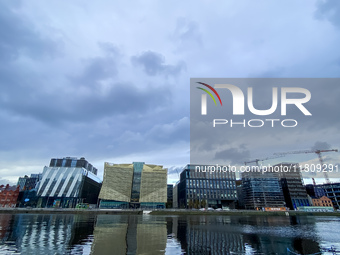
[0,185,20,208]
[312,195,333,207]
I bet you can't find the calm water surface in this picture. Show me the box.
[0,213,339,254]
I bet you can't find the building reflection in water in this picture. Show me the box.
[0,213,336,254]
[91,215,167,255]
[171,215,322,255]
[0,213,95,254]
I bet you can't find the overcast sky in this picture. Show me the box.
[1,0,340,185]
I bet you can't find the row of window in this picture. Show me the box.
[186,179,236,189]
[187,170,235,179]
[186,189,237,200]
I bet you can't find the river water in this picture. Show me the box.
[0,213,339,254]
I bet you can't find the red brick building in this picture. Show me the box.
[312,195,333,207]
[0,184,20,208]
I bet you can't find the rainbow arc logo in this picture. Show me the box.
[196,82,223,106]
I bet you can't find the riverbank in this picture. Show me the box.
[1,208,340,216]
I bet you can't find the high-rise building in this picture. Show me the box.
[37,157,101,208]
[177,164,237,209]
[98,162,167,209]
[274,163,310,209]
[241,169,285,210]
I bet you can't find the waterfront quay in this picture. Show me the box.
[1,208,340,217]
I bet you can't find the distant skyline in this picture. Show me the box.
[1,0,340,185]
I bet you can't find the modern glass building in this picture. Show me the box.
[177,164,237,209]
[98,162,167,209]
[37,158,101,208]
[241,169,286,210]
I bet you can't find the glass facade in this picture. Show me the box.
[130,162,144,203]
[242,170,286,210]
[177,165,237,209]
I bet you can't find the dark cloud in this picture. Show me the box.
[315,0,340,28]
[0,43,172,126]
[2,81,172,125]
[131,51,185,76]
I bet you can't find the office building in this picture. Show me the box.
[37,157,101,208]
[177,164,237,209]
[241,169,285,210]
[275,163,310,209]
[321,182,340,209]
[98,162,167,209]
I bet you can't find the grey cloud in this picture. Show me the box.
[315,0,340,28]
[69,43,121,86]
[3,81,172,125]
[131,51,185,76]
[214,147,251,165]
[311,141,332,151]
[0,1,61,62]
[1,42,172,125]
[71,57,118,85]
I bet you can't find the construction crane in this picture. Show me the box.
[274,149,338,184]
[244,155,283,167]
